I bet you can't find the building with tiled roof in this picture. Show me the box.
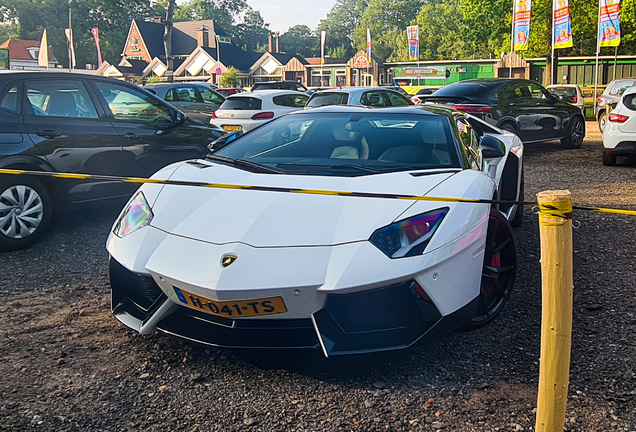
[0,39,57,70]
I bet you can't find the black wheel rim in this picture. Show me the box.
[471,214,516,324]
[571,120,584,147]
[599,115,606,131]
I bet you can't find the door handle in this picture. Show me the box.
[124,132,138,140]
[36,130,61,139]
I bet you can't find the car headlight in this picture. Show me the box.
[114,191,154,238]
[369,208,449,259]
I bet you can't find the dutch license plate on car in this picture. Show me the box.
[223,125,242,131]
[173,286,287,318]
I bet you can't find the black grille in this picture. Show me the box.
[109,258,163,310]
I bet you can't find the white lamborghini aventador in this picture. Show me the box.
[107,105,524,357]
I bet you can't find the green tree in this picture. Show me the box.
[416,0,467,60]
[353,0,423,60]
[279,25,317,57]
[317,0,368,58]
[234,7,269,51]
[0,22,20,44]
[172,0,248,30]
[328,44,348,59]
[220,66,239,87]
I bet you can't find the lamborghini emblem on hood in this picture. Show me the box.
[221,254,238,268]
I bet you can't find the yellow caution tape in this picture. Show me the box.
[1,168,636,216]
[538,200,573,226]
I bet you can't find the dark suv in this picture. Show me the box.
[0,71,224,251]
[251,81,308,93]
[424,78,585,148]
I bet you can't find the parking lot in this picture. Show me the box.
[0,121,635,431]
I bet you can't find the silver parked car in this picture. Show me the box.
[305,87,413,109]
[144,82,225,123]
[546,84,585,117]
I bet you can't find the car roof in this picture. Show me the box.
[546,84,579,88]
[288,104,457,118]
[312,87,399,94]
[227,89,304,99]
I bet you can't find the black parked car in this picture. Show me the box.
[251,81,308,93]
[144,82,225,123]
[424,79,585,148]
[0,71,224,251]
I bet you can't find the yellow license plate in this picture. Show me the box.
[223,125,242,131]
[173,286,287,318]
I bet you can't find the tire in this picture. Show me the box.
[602,148,617,166]
[598,111,607,133]
[500,122,517,135]
[510,170,524,228]
[560,116,585,149]
[463,210,516,330]
[0,176,52,251]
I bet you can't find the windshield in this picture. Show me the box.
[431,81,500,98]
[219,96,262,110]
[306,92,349,108]
[215,112,461,176]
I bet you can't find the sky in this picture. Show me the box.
[246,0,337,33]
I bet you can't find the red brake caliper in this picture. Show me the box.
[485,249,501,296]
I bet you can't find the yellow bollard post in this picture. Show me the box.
[535,190,574,432]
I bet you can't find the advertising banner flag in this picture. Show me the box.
[366,28,372,63]
[64,28,76,67]
[513,0,532,50]
[553,0,573,49]
[91,28,103,67]
[38,29,49,67]
[320,31,326,64]
[407,25,419,60]
[599,0,621,47]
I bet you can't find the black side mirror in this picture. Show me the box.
[208,130,244,152]
[479,135,506,159]
[174,111,185,124]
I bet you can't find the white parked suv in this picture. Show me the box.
[211,90,309,133]
[602,86,636,166]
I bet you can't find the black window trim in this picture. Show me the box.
[0,79,23,115]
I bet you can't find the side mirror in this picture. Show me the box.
[479,135,506,159]
[208,130,243,152]
[174,111,185,124]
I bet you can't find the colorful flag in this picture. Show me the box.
[38,29,49,68]
[599,0,621,47]
[64,28,76,68]
[320,31,326,64]
[91,28,103,67]
[366,28,372,63]
[553,0,573,49]
[513,0,532,50]
[407,25,419,60]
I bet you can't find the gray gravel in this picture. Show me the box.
[1,121,635,431]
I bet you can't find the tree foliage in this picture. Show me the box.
[220,66,238,87]
[279,25,317,58]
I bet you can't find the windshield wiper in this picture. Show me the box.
[205,155,283,174]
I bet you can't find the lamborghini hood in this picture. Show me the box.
[148,162,458,247]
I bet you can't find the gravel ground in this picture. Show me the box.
[1,121,635,431]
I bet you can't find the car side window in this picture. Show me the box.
[173,86,202,103]
[456,117,480,169]
[0,84,19,113]
[360,91,388,107]
[494,83,530,101]
[94,82,173,123]
[610,81,635,96]
[25,80,99,118]
[272,94,309,108]
[527,82,550,100]
[197,87,224,104]
[386,91,411,106]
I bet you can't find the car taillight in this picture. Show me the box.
[597,96,602,102]
[609,113,629,123]
[452,104,491,113]
[251,112,275,120]
[211,112,217,119]
[572,94,577,104]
